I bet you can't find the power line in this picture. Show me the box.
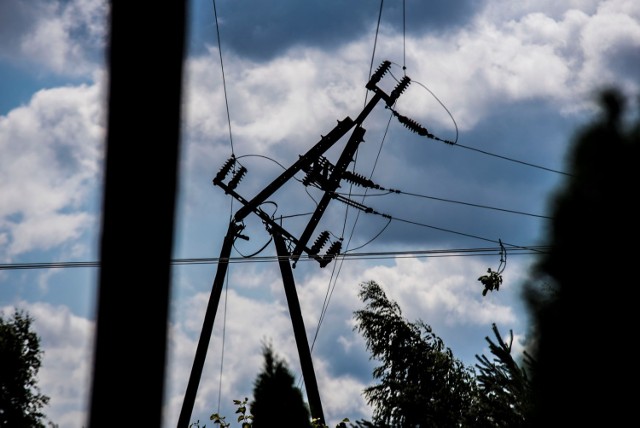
[334,188,551,219]
[0,246,548,272]
[451,141,572,176]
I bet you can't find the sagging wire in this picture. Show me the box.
[232,201,279,258]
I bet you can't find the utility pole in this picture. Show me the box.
[178,60,414,427]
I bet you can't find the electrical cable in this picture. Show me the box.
[452,142,572,176]
[365,0,385,107]
[213,0,233,155]
[211,0,233,413]
[0,246,550,272]
[331,185,550,219]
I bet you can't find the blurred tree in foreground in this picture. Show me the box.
[523,87,639,426]
[0,309,51,427]
[250,342,312,428]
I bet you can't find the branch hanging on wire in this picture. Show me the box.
[478,239,507,296]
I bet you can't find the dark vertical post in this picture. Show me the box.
[178,222,239,428]
[272,231,325,425]
[89,1,187,427]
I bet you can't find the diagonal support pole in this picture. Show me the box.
[272,230,325,425]
[177,221,241,428]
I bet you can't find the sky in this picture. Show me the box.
[1,0,639,427]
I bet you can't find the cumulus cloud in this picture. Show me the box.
[0,81,106,259]
[0,0,108,77]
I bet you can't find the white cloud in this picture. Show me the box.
[15,0,108,77]
[0,81,106,258]
[380,0,640,128]
[183,0,639,158]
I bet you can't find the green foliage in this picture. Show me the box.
[192,398,347,428]
[208,398,252,428]
[354,280,478,427]
[0,309,51,427]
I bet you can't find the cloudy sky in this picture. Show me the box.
[1,0,639,427]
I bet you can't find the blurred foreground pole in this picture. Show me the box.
[89,2,187,427]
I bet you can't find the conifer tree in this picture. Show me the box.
[250,342,312,428]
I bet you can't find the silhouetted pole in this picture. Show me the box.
[89,2,187,427]
[273,231,325,425]
[177,223,239,428]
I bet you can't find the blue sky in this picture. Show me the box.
[1,1,639,427]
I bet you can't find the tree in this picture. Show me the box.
[473,324,535,428]
[522,87,639,426]
[353,281,478,427]
[250,342,312,428]
[0,309,51,427]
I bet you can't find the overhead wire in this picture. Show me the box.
[309,0,402,359]
[211,0,232,413]
[0,246,549,272]
[332,188,551,219]
[309,0,392,357]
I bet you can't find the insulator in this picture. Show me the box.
[310,230,330,255]
[326,240,342,257]
[395,113,430,136]
[388,76,411,105]
[227,166,247,190]
[213,156,235,184]
[342,171,379,189]
[366,60,392,89]
[318,240,342,267]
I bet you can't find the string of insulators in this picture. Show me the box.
[392,110,432,137]
[390,109,456,144]
[319,240,342,267]
[342,171,380,189]
[309,230,330,255]
[366,60,392,90]
[388,76,411,106]
[227,166,247,191]
[213,156,236,185]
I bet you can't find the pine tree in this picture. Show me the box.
[250,342,312,428]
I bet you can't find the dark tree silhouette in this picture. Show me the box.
[250,342,312,428]
[523,87,640,426]
[0,309,51,427]
[353,281,478,428]
[473,324,535,428]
